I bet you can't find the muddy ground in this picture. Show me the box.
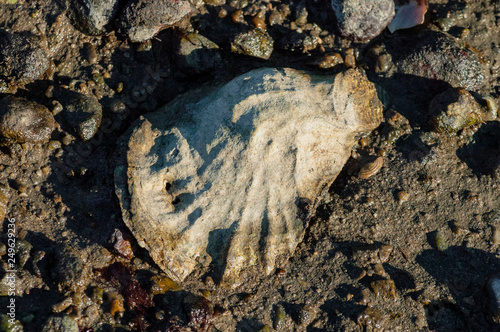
[0,0,499,331]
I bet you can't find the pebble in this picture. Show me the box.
[52,246,87,292]
[397,190,410,204]
[42,315,78,332]
[370,279,396,298]
[117,0,193,42]
[344,54,356,68]
[492,226,500,246]
[388,30,486,91]
[150,274,181,295]
[378,244,393,263]
[485,273,500,323]
[231,29,274,60]
[0,184,10,222]
[231,9,245,24]
[173,33,222,77]
[67,0,120,35]
[278,31,319,53]
[0,31,50,85]
[330,0,395,41]
[433,230,448,251]
[318,53,343,69]
[273,304,287,330]
[81,42,97,64]
[429,88,483,134]
[0,314,23,331]
[109,297,125,317]
[58,91,102,141]
[0,97,55,144]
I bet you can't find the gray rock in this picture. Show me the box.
[0,97,55,144]
[389,30,486,91]
[331,0,395,41]
[117,0,193,42]
[231,29,274,60]
[429,88,483,134]
[0,31,49,84]
[115,68,383,287]
[59,91,102,141]
[173,33,222,77]
[42,315,78,332]
[67,0,120,35]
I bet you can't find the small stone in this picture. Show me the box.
[397,190,409,204]
[357,307,385,328]
[173,33,222,77]
[0,97,55,145]
[52,246,87,292]
[433,230,448,251]
[42,315,78,332]
[67,0,120,35]
[182,294,213,330]
[429,88,483,134]
[318,53,344,69]
[91,287,104,305]
[150,274,181,295]
[117,0,193,42]
[231,29,274,60]
[58,91,102,141]
[330,0,395,41]
[389,30,486,91]
[273,304,287,330]
[278,32,319,53]
[344,54,356,68]
[378,244,393,263]
[370,279,396,298]
[0,314,23,332]
[485,272,500,323]
[109,297,125,317]
[81,42,97,64]
[268,10,283,26]
[493,226,500,246]
[0,31,49,85]
[52,297,73,313]
[15,240,32,270]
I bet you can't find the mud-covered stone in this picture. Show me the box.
[0,97,55,145]
[116,0,193,42]
[0,31,49,84]
[429,88,483,134]
[173,33,222,76]
[59,91,102,141]
[42,315,78,332]
[231,29,274,60]
[331,0,395,41]
[52,246,87,292]
[389,30,486,91]
[67,0,120,35]
[115,68,383,287]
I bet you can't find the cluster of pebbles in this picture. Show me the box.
[0,0,499,331]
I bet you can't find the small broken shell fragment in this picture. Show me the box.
[358,156,383,179]
[388,0,428,33]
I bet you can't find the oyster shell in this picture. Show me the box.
[115,68,383,287]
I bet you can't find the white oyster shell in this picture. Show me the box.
[115,68,383,287]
